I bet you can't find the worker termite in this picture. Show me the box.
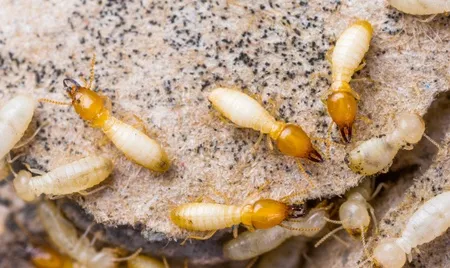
[324,20,373,142]
[38,201,141,268]
[367,191,450,268]
[388,0,450,15]
[0,95,37,179]
[314,179,385,248]
[346,112,438,176]
[170,190,307,243]
[41,55,170,172]
[13,156,113,201]
[127,255,167,268]
[223,208,328,261]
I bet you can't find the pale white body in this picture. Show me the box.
[0,95,36,159]
[102,116,169,172]
[347,113,425,175]
[223,210,327,260]
[13,156,113,201]
[331,21,373,88]
[171,203,242,231]
[208,88,281,135]
[38,201,117,268]
[373,192,450,268]
[127,255,165,268]
[388,0,450,15]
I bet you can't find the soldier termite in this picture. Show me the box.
[367,191,450,268]
[170,191,307,244]
[223,208,328,261]
[314,179,387,252]
[38,201,141,268]
[127,255,168,268]
[388,0,450,15]
[40,55,170,172]
[346,112,439,176]
[13,156,113,201]
[0,95,37,180]
[324,20,373,143]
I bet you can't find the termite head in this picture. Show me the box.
[63,78,109,127]
[275,124,323,162]
[29,245,66,268]
[338,198,370,236]
[372,239,406,268]
[13,170,36,202]
[242,199,290,229]
[396,112,425,144]
[327,82,358,143]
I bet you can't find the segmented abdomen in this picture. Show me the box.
[0,95,36,159]
[171,203,242,231]
[389,0,450,15]
[209,88,277,133]
[224,226,289,260]
[347,136,400,175]
[332,21,373,83]
[102,116,169,172]
[29,156,113,196]
[397,192,450,254]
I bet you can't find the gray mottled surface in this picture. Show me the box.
[0,0,449,267]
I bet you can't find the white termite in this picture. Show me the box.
[346,112,434,176]
[38,201,140,268]
[13,156,113,201]
[372,191,450,268]
[388,0,450,15]
[127,255,166,268]
[223,209,328,260]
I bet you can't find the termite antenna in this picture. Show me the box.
[314,226,345,247]
[111,248,142,262]
[279,223,320,232]
[423,133,442,152]
[13,122,49,149]
[63,78,81,90]
[38,98,72,106]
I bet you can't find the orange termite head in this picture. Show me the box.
[275,124,323,162]
[63,78,109,127]
[327,82,358,143]
[246,199,290,229]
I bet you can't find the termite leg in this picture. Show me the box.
[251,132,264,155]
[6,153,18,176]
[232,225,238,238]
[423,133,442,152]
[357,114,372,124]
[180,230,217,245]
[332,234,350,247]
[23,163,46,176]
[314,226,344,247]
[163,256,169,268]
[266,135,273,150]
[78,185,111,196]
[360,225,371,261]
[111,248,143,262]
[13,122,49,149]
[246,257,259,268]
[311,136,331,160]
[326,46,334,64]
[354,60,366,72]
[192,195,216,203]
[369,183,389,201]
[183,258,189,268]
[296,159,315,189]
[367,203,378,234]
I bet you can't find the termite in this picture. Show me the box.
[170,191,307,243]
[223,208,328,261]
[0,95,37,179]
[346,112,438,176]
[38,201,140,268]
[127,255,167,268]
[388,0,450,15]
[208,87,323,182]
[13,156,113,201]
[314,179,385,248]
[41,55,170,172]
[324,20,373,142]
[369,191,450,268]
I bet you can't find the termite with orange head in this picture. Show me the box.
[0,95,37,180]
[388,0,450,15]
[170,190,308,243]
[346,112,438,176]
[13,156,113,201]
[38,201,141,268]
[368,191,450,268]
[325,20,373,142]
[30,245,74,268]
[223,207,328,261]
[41,55,170,172]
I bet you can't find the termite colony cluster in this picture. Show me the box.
[0,1,448,268]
